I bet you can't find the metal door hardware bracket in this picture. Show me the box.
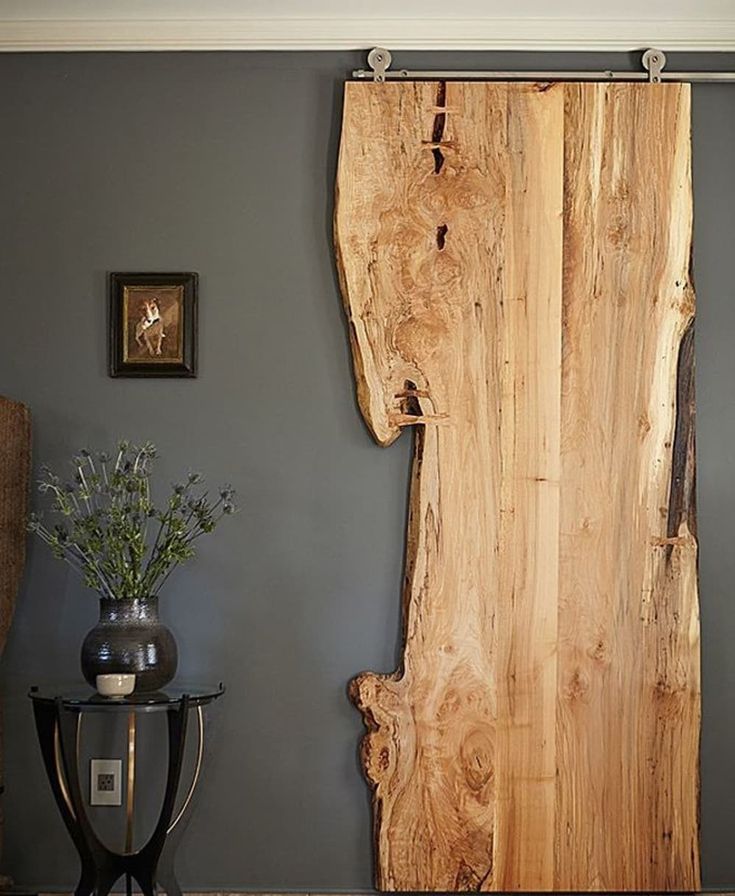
[354,46,735,83]
[366,47,392,83]
[642,48,667,83]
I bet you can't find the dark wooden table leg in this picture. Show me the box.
[32,699,95,896]
[55,699,127,895]
[157,704,214,896]
[130,695,190,896]
[32,698,124,896]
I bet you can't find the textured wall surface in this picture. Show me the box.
[0,50,733,891]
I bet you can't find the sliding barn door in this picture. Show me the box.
[334,81,699,892]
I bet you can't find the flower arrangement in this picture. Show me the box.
[29,441,236,600]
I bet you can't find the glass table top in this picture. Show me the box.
[29,682,225,711]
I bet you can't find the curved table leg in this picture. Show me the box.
[129,695,190,894]
[157,704,211,896]
[55,698,130,894]
[33,697,125,896]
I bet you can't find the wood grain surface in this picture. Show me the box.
[0,395,30,656]
[334,81,699,892]
[0,394,31,872]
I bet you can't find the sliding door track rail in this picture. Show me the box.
[353,48,735,84]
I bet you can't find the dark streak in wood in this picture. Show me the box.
[666,319,696,545]
[432,81,447,175]
[403,379,422,417]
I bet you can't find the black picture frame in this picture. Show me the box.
[109,272,198,378]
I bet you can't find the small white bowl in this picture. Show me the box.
[96,673,136,698]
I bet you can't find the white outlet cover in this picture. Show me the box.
[90,758,122,806]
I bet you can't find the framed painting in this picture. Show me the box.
[109,272,198,377]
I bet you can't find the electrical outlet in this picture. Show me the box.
[90,758,122,806]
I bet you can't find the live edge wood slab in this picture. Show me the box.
[334,82,699,892]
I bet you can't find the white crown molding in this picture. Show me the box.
[0,17,734,52]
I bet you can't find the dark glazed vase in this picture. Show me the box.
[81,596,178,693]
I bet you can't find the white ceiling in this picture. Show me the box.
[0,0,733,51]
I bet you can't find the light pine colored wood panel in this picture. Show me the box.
[492,83,563,893]
[336,80,564,891]
[556,82,699,892]
[334,80,699,892]
[339,79,503,891]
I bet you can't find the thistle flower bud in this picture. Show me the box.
[54,524,69,542]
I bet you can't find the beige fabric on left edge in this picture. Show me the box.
[334,81,699,892]
[0,395,31,880]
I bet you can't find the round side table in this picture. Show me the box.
[29,684,224,896]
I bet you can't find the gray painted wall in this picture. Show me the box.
[0,50,734,891]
